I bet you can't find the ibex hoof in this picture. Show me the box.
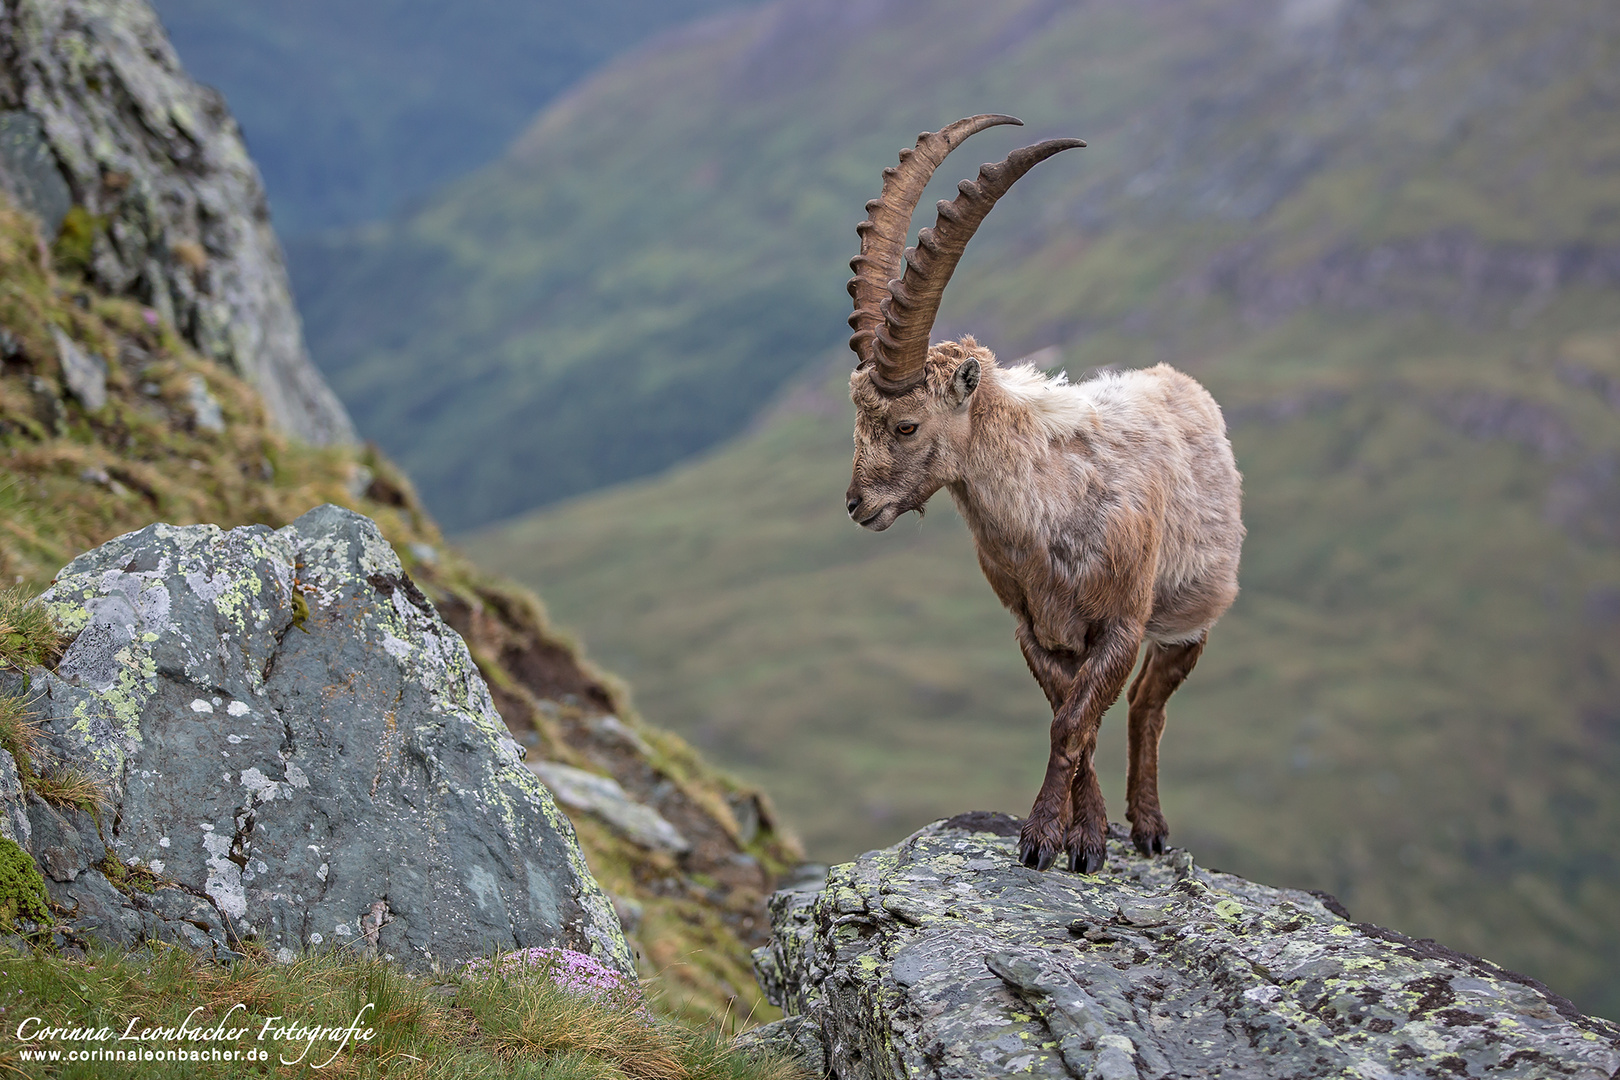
[1066,846,1106,875]
[1018,840,1058,872]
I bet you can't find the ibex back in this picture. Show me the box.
[844,116,1243,873]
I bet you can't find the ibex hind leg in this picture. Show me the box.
[1125,633,1206,856]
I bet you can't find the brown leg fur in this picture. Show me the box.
[1017,622,1142,873]
[1125,633,1206,856]
[1015,622,1078,711]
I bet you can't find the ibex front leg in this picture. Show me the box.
[1017,621,1143,873]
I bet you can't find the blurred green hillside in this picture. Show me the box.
[297,0,1620,531]
[436,0,1620,1017]
[151,0,766,232]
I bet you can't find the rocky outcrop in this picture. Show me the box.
[0,0,355,445]
[0,505,630,974]
[751,812,1620,1080]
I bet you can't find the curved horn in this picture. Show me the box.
[873,137,1085,393]
[848,115,1023,373]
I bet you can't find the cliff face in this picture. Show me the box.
[0,0,354,444]
[750,814,1620,1080]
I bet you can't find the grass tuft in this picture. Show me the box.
[0,693,106,812]
[0,694,43,778]
[28,764,109,813]
[0,586,66,670]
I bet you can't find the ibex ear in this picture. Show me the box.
[948,358,981,407]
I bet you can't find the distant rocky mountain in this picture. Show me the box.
[150,0,768,234]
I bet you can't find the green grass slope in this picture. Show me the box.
[0,942,804,1079]
[297,0,1620,530]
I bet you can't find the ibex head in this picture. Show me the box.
[844,116,1083,531]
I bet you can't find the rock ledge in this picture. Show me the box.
[751,812,1620,1080]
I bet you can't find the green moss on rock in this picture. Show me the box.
[0,836,50,929]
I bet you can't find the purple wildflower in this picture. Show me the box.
[464,947,639,1005]
[142,309,159,327]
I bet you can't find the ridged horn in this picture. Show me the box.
[873,137,1085,393]
[848,115,1023,376]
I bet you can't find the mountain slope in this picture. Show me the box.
[297,0,1620,530]
[442,0,1620,1018]
[150,0,767,234]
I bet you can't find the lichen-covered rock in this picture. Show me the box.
[5,504,630,973]
[0,0,355,445]
[755,812,1620,1080]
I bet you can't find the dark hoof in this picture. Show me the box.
[1132,831,1168,857]
[1066,847,1105,875]
[1019,840,1057,872]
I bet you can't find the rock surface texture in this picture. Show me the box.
[1,505,630,974]
[0,0,355,444]
[751,812,1620,1080]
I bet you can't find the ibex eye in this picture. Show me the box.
[896,422,918,436]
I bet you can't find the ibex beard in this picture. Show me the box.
[844,117,1244,874]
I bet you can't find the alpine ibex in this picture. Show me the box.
[844,115,1244,873]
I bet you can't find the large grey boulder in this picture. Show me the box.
[3,505,630,974]
[0,0,355,445]
[752,812,1620,1080]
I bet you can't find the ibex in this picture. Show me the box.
[844,115,1243,873]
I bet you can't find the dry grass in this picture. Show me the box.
[0,943,811,1080]
[0,693,107,812]
[26,764,109,813]
[0,693,42,778]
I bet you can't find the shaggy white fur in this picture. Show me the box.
[994,363,1101,442]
